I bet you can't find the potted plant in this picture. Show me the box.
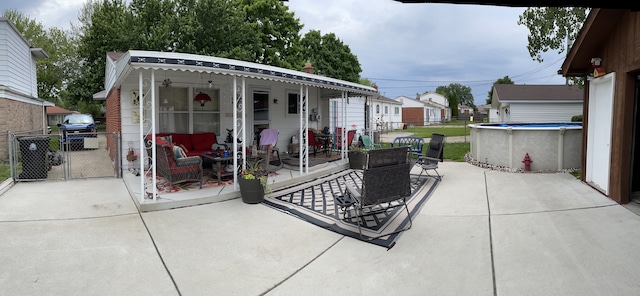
[237,160,270,204]
[348,146,366,170]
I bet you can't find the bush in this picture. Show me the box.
[571,115,583,122]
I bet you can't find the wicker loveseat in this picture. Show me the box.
[155,143,203,192]
[152,132,221,157]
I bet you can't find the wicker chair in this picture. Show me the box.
[336,146,412,240]
[155,143,203,192]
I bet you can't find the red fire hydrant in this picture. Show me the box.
[522,153,533,172]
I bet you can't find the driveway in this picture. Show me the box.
[1,162,640,295]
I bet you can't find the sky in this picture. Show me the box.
[1,0,569,106]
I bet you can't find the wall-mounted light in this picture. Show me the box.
[273,98,278,104]
[505,108,509,114]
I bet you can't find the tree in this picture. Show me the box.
[233,0,303,69]
[359,78,375,87]
[518,7,588,63]
[300,30,361,82]
[435,83,474,112]
[486,76,514,104]
[67,0,134,108]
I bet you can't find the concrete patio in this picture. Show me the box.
[1,161,639,295]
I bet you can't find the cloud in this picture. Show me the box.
[1,0,568,106]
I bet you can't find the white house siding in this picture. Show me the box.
[389,104,403,129]
[396,96,421,107]
[0,21,38,97]
[420,92,448,107]
[121,73,325,165]
[330,97,365,144]
[509,103,583,123]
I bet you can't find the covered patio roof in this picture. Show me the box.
[104,50,377,97]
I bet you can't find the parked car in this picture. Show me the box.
[57,114,97,150]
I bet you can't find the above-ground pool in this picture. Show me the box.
[468,123,582,172]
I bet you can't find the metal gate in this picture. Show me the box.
[8,130,122,181]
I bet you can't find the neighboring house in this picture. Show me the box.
[419,92,451,122]
[476,104,490,115]
[371,94,403,130]
[396,95,445,125]
[560,8,640,204]
[490,84,583,123]
[46,106,76,126]
[96,50,377,204]
[0,18,51,161]
[458,104,474,115]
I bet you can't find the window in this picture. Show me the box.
[376,104,380,114]
[158,87,220,134]
[394,107,400,115]
[253,91,269,123]
[287,91,299,115]
[384,106,388,114]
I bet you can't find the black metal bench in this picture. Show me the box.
[391,136,425,154]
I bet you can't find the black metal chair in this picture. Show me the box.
[335,146,412,240]
[415,133,446,181]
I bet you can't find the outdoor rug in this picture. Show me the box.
[145,171,234,194]
[263,169,439,249]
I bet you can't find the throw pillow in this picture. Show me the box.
[173,145,187,159]
[158,135,173,146]
[179,144,189,154]
[258,144,271,155]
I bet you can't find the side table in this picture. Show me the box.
[201,153,234,185]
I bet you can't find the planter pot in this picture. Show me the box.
[238,177,265,204]
[348,151,366,170]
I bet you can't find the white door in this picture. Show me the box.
[586,72,615,194]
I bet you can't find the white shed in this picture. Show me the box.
[491,84,583,123]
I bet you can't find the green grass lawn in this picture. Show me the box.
[0,163,9,181]
[399,124,472,138]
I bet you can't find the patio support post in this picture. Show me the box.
[301,84,310,174]
[138,71,145,203]
[341,91,347,159]
[232,75,247,189]
[233,76,237,189]
[305,86,309,173]
[150,70,156,201]
[298,84,305,173]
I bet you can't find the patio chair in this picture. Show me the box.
[360,135,381,150]
[334,128,356,155]
[155,143,203,192]
[307,129,325,157]
[257,128,283,171]
[415,133,446,181]
[335,146,412,240]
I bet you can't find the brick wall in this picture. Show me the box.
[105,88,121,161]
[0,98,45,162]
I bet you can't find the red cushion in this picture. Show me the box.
[191,133,216,151]
[171,134,192,150]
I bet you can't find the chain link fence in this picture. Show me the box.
[8,130,121,181]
